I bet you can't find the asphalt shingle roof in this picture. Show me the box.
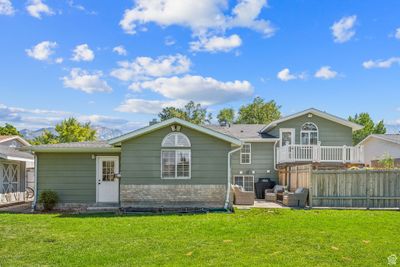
[0,145,34,160]
[27,141,113,150]
[371,134,400,145]
[204,124,277,139]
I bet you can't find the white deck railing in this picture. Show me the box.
[276,144,364,164]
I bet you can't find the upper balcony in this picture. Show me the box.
[276,144,364,165]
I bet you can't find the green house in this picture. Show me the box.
[26,108,363,210]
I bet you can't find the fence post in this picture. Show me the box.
[342,145,347,163]
[308,168,313,208]
[366,169,370,209]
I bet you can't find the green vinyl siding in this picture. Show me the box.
[121,126,232,185]
[231,142,278,182]
[267,114,353,146]
[37,152,120,203]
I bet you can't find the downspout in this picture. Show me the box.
[32,153,38,211]
[224,145,242,210]
[273,140,279,171]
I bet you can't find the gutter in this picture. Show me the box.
[224,145,243,210]
[32,153,38,211]
[273,140,279,171]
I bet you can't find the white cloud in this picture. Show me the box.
[119,0,275,37]
[0,102,140,130]
[0,0,14,15]
[110,54,191,81]
[26,0,54,19]
[113,45,127,56]
[190,34,242,53]
[277,68,306,81]
[26,41,57,61]
[62,68,112,93]
[78,115,128,126]
[228,0,275,37]
[55,57,63,64]
[362,57,400,69]
[71,44,95,62]
[164,36,176,46]
[116,99,186,114]
[331,15,357,43]
[314,66,338,80]
[395,28,400,40]
[132,75,253,105]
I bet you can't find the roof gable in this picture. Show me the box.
[108,118,242,146]
[359,134,400,146]
[261,108,363,132]
[0,135,31,146]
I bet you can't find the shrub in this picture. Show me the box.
[38,190,59,211]
[379,154,395,169]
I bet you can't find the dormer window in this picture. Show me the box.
[300,122,319,145]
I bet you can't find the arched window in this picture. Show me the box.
[162,132,191,147]
[161,132,191,179]
[301,122,319,145]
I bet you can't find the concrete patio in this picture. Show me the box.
[234,199,289,209]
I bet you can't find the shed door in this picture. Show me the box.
[0,162,21,203]
[96,156,119,203]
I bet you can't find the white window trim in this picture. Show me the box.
[279,128,295,146]
[300,122,319,145]
[161,149,191,180]
[240,143,252,165]
[233,175,255,192]
[161,132,191,147]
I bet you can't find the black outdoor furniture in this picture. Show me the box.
[254,178,276,199]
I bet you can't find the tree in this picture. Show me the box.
[158,101,212,124]
[56,118,97,143]
[236,97,281,124]
[31,130,59,145]
[0,123,21,136]
[348,113,386,145]
[217,108,235,125]
[32,118,97,145]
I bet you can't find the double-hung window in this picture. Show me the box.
[240,143,251,164]
[161,132,191,179]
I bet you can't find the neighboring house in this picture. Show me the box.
[358,134,400,167]
[0,136,34,204]
[25,108,364,210]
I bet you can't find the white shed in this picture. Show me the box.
[359,134,400,166]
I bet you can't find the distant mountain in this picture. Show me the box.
[92,126,123,140]
[20,126,123,141]
[20,128,57,140]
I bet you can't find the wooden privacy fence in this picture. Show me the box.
[279,166,400,208]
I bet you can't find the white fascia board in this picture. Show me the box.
[261,108,364,132]
[108,118,242,146]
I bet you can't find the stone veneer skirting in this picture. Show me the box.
[120,184,228,208]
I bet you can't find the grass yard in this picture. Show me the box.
[0,209,399,266]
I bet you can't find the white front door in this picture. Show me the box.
[96,156,119,203]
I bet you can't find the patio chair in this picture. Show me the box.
[265,185,286,202]
[232,185,255,205]
[282,187,309,208]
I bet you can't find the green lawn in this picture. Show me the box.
[0,209,399,266]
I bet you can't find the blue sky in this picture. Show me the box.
[0,0,399,131]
